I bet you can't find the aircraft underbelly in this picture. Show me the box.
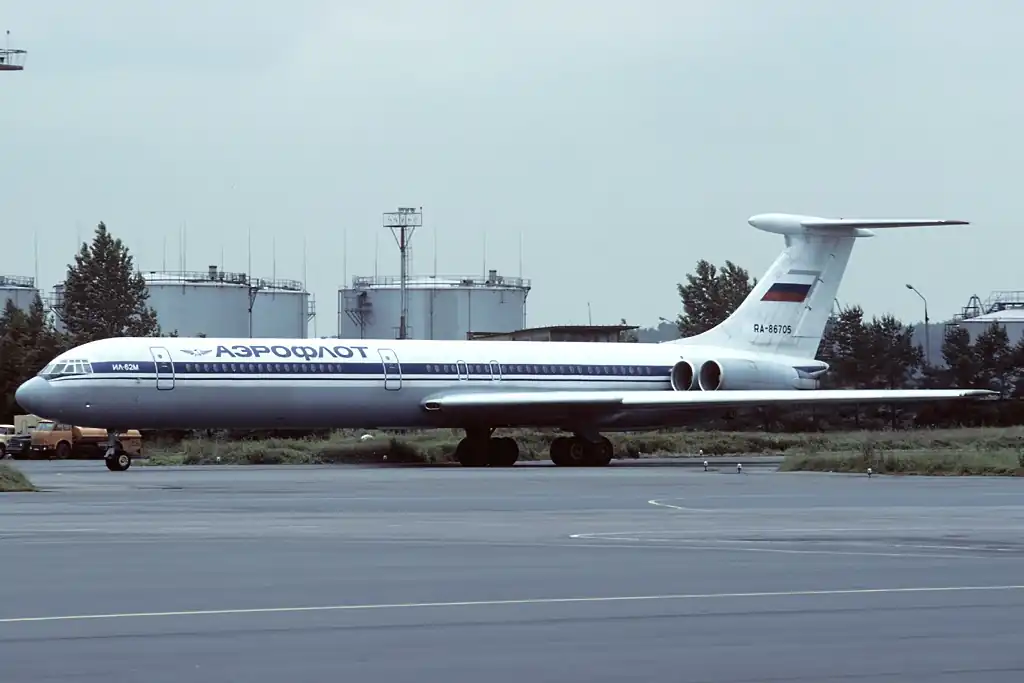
[58,377,673,430]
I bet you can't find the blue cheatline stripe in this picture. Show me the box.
[58,360,675,380]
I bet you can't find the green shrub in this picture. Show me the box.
[0,463,36,491]
[780,448,1024,476]
[137,425,1024,469]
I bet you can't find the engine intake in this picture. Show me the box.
[670,360,695,391]
[697,358,805,390]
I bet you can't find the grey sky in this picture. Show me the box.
[2,0,1019,335]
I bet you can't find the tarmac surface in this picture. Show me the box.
[3,458,1024,682]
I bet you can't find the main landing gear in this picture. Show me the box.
[454,429,614,468]
[103,432,131,472]
[549,435,614,467]
[454,429,520,467]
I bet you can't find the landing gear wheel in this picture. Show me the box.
[549,436,571,466]
[550,435,614,467]
[567,439,589,466]
[103,436,131,472]
[551,436,589,466]
[105,453,131,471]
[488,437,519,467]
[585,437,614,467]
[455,438,488,467]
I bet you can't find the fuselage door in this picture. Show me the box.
[489,360,501,381]
[378,348,401,391]
[150,347,174,390]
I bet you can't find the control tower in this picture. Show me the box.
[1,31,26,71]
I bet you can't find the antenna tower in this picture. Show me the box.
[1,31,26,71]
[383,206,423,340]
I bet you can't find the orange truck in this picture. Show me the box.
[28,420,143,460]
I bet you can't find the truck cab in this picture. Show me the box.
[0,424,15,458]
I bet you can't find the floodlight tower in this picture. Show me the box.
[0,31,26,72]
[384,206,423,340]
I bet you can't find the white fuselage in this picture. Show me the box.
[15,213,986,442]
[15,336,822,431]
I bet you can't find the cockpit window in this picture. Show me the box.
[37,359,94,380]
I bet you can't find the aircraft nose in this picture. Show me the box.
[15,377,48,414]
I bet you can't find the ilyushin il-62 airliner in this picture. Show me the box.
[16,213,994,471]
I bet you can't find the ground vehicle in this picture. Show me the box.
[29,421,143,460]
[5,433,32,458]
[0,424,14,458]
[3,415,42,459]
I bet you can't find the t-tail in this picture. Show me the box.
[669,213,970,359]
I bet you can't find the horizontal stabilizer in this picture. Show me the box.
[798,217,969,229]
[748,213,969,237]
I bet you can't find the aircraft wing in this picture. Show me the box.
[422,388,996,426]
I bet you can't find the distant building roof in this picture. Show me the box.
[964,309,1024,322]
[468,324,639,342]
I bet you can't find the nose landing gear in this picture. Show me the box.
[103,432,131,471]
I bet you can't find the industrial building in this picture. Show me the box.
[0,274,42,314]
[943,290,1024,345]
[51,266,315,338]
[339,270,530,340]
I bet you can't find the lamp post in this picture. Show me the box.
[906,284,930,366]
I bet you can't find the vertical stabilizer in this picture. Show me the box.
[668,213,969,358]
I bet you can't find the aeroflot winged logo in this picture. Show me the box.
[179,349,212,357]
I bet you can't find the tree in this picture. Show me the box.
[1010,335,1024,397]
[676,260,755,337]
[59,221,160,344]
[862,314,924,389]
[973,321,1014,394]
[0,295,67,421]
[941,325,980,388]
[816,305,872,388]
[0,301,29,420]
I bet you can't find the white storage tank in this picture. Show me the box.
[141,267,251,337]
[50,283,66,332]
[0,274,42,314]
[338,269,530,340]
[250,278,313,339]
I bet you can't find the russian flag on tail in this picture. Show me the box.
[761,269,820,303]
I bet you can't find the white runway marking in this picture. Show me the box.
[648,499,1024,513]
[3,584,1023,625]
[568,532,1011,560]
[648,499,699,511]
